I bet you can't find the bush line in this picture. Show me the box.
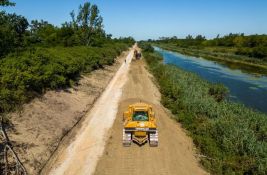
[0,42,132,114]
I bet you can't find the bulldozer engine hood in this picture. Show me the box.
[129,103,152,111]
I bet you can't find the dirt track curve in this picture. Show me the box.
[43,46,207,175]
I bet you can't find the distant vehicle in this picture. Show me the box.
[122,102,158,147]
[134,49,142,60]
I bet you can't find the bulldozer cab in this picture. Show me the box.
[123,104,154,122]
[132,111,149,121]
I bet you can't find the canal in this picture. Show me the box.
[155,47,267,113]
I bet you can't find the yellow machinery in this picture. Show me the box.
[134,49,141,60]
[123,102,158,147]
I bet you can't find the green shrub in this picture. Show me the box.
[209,84,229,102]
[0,42,131,113]
[138,42,154,52]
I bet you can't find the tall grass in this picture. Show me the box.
[141,44,267,175]
[0,42,131,113]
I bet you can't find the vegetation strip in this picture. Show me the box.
[140,43,267,175]
[0,1,135,116]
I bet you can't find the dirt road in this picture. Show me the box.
[94,54,207,175]
[44,46,207,175]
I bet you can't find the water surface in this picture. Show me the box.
[155,47,267,113]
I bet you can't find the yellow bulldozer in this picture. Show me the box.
[134,49,142,60]
[122,102,158,147]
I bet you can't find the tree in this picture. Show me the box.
[70,10,78,30]
[0,0,15,6]
[29,20,57,45]
[233,36,245,47]
[0,12,28,57]
[76,2,104,45]
[195,35,206,41]
[186,34,193,40]
[58,23,77,46]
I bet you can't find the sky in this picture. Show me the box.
[1,0,267,40]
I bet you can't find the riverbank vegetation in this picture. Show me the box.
[0,1,134,114]
[140,42,267,175]
[150,34,267,74]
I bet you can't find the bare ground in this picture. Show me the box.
[94,56,208,175]
[5,49,130,175]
